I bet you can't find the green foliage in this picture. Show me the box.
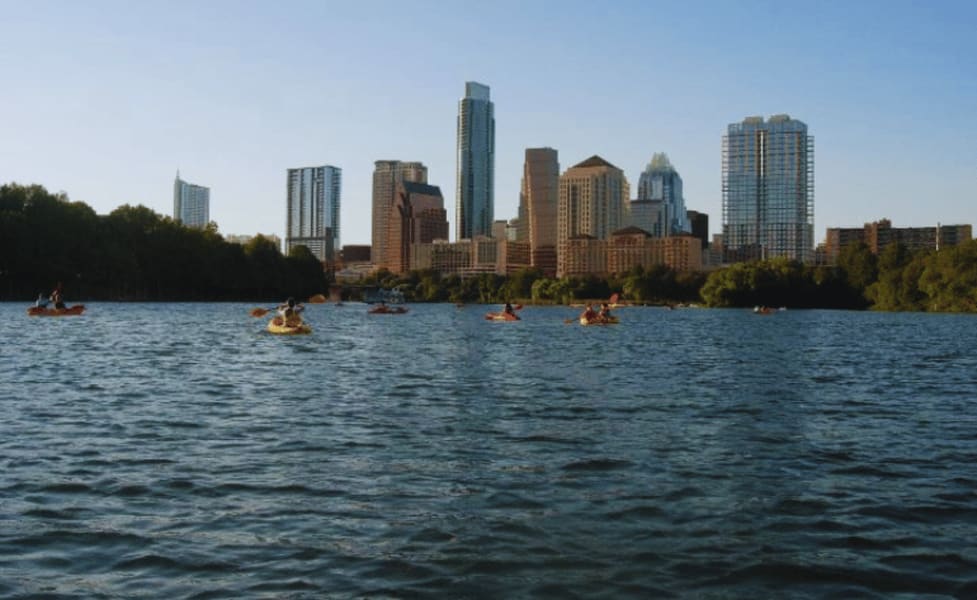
[0,183,326,301]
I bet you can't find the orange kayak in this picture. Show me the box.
[27,305,85,316]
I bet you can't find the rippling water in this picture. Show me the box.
[2,302,977,598]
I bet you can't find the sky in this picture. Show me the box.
[2,0,975,247]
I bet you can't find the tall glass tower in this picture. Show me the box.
[173,172,210,228]
[637,153,688,235]
[722,115,814,263]
[285,165,341,262]
[455,81,495,240]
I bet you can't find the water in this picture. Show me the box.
[2,303,977,598]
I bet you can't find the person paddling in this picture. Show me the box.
[503,302,516,316]
[35,293,49,308]
[597,302,613,323]
[276,297,304,326]
[580,304,598,321]
[50,282,66,309]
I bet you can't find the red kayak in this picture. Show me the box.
[27,305,86,317]
[485,311,520,321]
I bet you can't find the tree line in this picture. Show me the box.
[5,182,975,311]
[0,183,326,301]
[699,241,977,312]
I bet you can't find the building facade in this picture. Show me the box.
[389,181,448,274]
[557,155,630,277]
[173,172,210,228]
[637,153,688,235]
[687,210,709,249]
[562,228,703,278]
[372,160,427,271]
[722,114,814,263]
[456,81,495,240]
[285,165,341,263]
[825,219,973,263]
[520,147,560,276]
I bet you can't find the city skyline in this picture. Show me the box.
[1,1,974,247]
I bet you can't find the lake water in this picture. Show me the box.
[2,302,976,598]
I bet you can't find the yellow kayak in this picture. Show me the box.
[580,315,619,326]
[267,317,312,335]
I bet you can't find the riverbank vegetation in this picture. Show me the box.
[0,184,326,301]
[5,183,977,311]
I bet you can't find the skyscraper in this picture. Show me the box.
[173,172,210,228]
[520,147,560,276]
[389,181,448,274]
[557,155,630,275]
[637,153,689,235]
[722,114,814,263]
[285,165,341,262]
[372,160,427,271]
[456,81,495,240]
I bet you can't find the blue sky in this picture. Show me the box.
[2,0,975,246]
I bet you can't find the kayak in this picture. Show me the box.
[369,305,408,314]
[267,317,312,335]
[485,311,520,321]
[27,305,85,317]
[580,315,619,326]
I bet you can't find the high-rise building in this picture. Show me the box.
[637,153,688,235]
[389,181,448,274]
[722,114,814,263]
[520,147,560,276]
[372,161,428,271]
[285,165,341,263]
[456,81,495,240]
[557,155,630,276]
[173,172,210,228]
[687,210,709,249]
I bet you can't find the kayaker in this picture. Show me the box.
[580,304,597,321]
[277,297,303,325]
[50,282,66,309]
[597,303,613,322]
[503,302,516,316]
[34,293,49,308]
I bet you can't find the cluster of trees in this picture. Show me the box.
[699,241,977,313]
[7,183,976,312]
[360,264,707,306]
[0,184,327,301]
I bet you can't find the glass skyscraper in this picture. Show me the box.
[722,115,814,263]
[173,172,210,228]
[285,165,341,262]
[636,153,689,235]
[455,81,495,240]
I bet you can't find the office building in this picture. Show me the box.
[722,114,814,263]
[687,210,709,249]
[456,81,495,240]
[520,147,560,276]
[372,161,428,271]
[173,172,209,228]
[389,181,448,274]
[825,219,973,263]
[285,165,341,263]
[557,155,630,276]
[637,153,689,235]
